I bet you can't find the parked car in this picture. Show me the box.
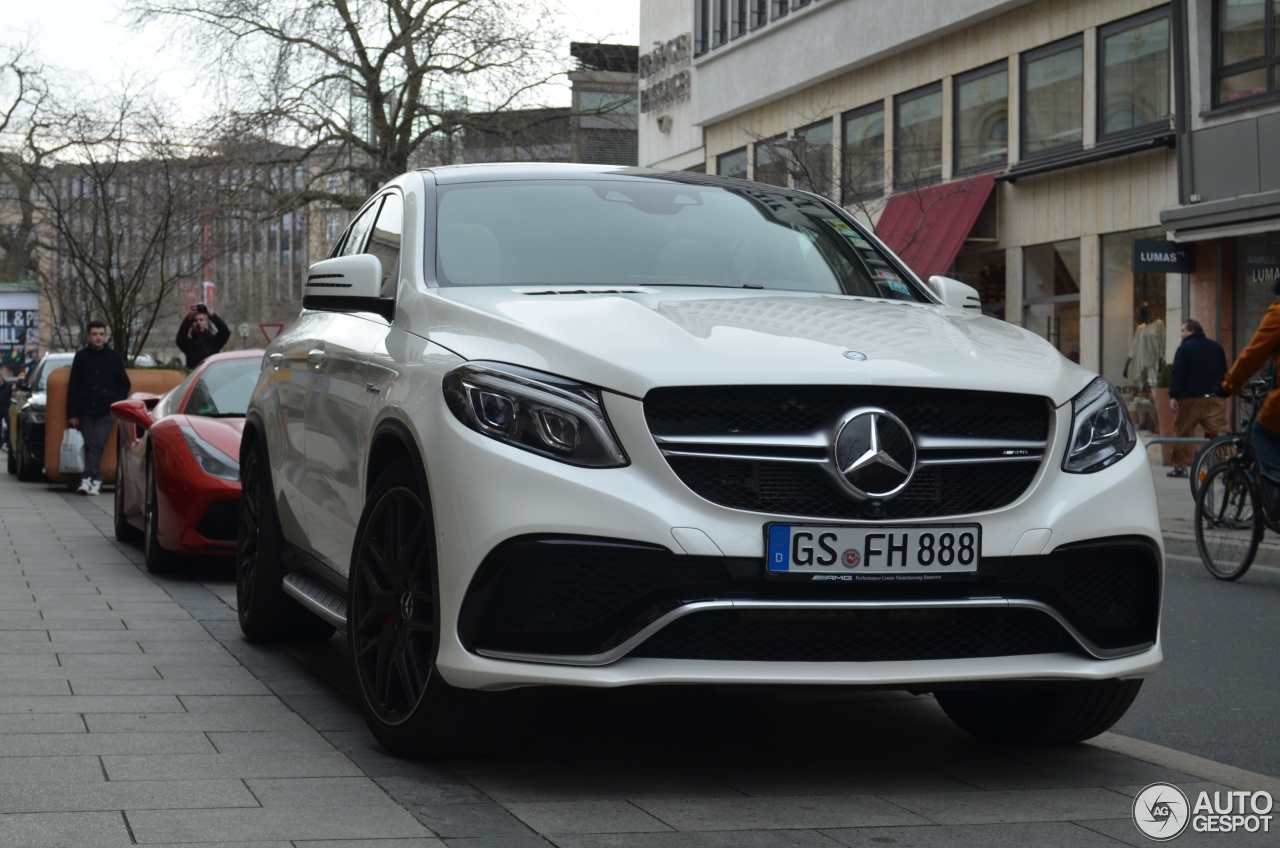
[111,349,264,573]
[239,164,1163,758]
[7,351,76,481]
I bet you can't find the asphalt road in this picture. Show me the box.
[1112,549,1280,777]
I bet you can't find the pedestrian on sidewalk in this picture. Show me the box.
[1168,319,1228,478]
[66,320,131,496]
[1222,282,1280,481]
[176,303,229,369]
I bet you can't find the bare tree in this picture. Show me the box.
[127,0,567,208]
[32,90,218,361]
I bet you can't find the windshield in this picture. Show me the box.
[181,358,261,417]
[35,357,74,390]
[434,179,926,301]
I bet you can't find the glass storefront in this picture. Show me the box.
[1235,233,1280,354]
[951,250,1006,320]
[1024,239,1081,361]
[1101,229,1165,433]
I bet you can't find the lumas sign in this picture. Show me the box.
[1133,239,1196,274]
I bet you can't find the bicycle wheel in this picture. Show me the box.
[1190,434,1241,501]
[1195,461,1261,581]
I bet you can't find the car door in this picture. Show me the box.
[301,191,403,570]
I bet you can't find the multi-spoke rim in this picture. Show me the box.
[237,451,263,611]
[144,462,159,559]
[351,485,434,726]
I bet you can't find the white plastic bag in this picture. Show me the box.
[59,427,85,475]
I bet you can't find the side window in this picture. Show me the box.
[338,199,384,259]
[366,193,404,298]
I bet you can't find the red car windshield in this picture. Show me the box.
[184,358,261,417]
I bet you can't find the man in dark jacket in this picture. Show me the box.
[1168,319,1229,478]
[66,320,131,495]
[176,303,230,369]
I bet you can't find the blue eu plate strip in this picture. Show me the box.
[767,526,790,572]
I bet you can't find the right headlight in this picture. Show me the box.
[1062,377,1137,473]
[443,362,628,468]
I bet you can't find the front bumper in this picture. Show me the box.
[422,392,1163,691]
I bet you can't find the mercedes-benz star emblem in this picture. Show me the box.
[832,408,917,500]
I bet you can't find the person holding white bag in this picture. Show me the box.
[65,320,130,496]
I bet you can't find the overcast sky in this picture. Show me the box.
[8,0,641,111]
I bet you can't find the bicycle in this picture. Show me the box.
[1194,380,1280,580]
[1187,378,1271,501]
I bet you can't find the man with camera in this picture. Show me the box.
[176,303,230,369]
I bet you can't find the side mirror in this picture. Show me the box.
[303,254,393,319]
[927,275,982,311]
[110,398,153,432]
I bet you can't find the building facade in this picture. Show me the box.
[642,0,1193,429]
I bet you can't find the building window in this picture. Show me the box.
[842,103,885,203]
[695,0,710,55]
[794,120,833,197]
[771,0,788,21]
[713,0,729,47]
[579,91,638,115]
[894,83,942,189]
[751,0,769,28]
[1212,0,1280,104]
[955,63,1008,174]
[1024,239,1082,362]
[754,135,789,187]
[731,0,748,37]
[1022,36,1084,157]
[718,147,748,179]
[1100,9,1171,137]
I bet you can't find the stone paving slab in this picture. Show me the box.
[125,805,435,843]
[0,811,135,848]
[0,778,257,813]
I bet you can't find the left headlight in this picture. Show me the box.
[179,425,240,481]
[1062,377,1137,474]
[443,362,628,468]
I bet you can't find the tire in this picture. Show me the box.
[143,458,174,574]
[114,433,143,543]
[348,463,516,758]
[1190,434,1240,501]
[236,439,334,642]
[1195,461,1261,581]
[6,437,14,474]
[14,427,41,482]
[936,680,1143,745]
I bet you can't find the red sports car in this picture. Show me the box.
[112,349,264,573]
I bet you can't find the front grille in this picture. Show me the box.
[667,458,1038,520]
[461,536,1160,661]
[630,608,1076,661]
[645,386,1049,440]
[645,386,1049,520]
[196,501,238,542]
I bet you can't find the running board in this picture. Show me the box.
[282,573,348,629]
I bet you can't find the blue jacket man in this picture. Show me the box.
[1167,319,1228,477]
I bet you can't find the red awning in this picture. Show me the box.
[873,173,996,281]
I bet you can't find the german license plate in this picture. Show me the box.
[766,524,981,582]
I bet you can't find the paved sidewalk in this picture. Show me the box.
[0,463,1276,847]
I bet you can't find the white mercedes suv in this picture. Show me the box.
[239,163,1162,757]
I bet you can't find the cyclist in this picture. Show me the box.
[1221,280,1280,484]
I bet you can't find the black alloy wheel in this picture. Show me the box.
[15,424,40,482]
[113,433,142,543]
[143,458,172,574]
[348,463,517,758]
[236,439,333,642]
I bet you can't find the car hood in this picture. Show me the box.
[423,287,1095,405]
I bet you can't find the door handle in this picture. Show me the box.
[307,350,325,367]
[268,353,283,367]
